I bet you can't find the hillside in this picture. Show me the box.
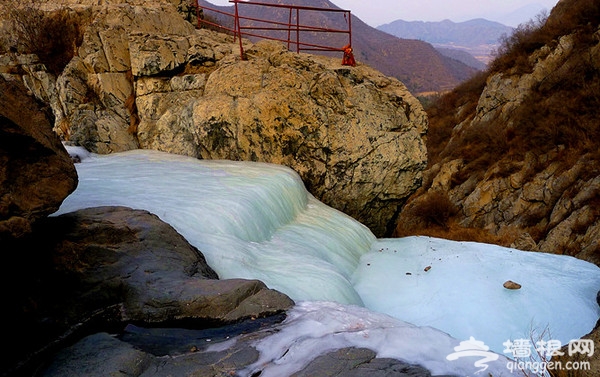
[434,47,487,70]
[377,18,513,65]
[198,0,478,94]
[395,0,600,266]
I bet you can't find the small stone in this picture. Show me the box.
[503,280,522,290]
[424,266,431,272]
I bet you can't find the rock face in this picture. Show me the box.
[135,39,427,235]
[551,319,600,377]
[2,0,428,236]
[0,74,78,240]
[4,206,293,376]
[0,55,295,375]
[43,206,292,323]
[41,333,433,377]
[291,347,432,377]
[395,3,600,262]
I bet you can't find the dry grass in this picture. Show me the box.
[490,0,600,75]
[395,191,458,232]
[424,71,488,165]
[0,0,86,75]
[396,218,521,247]
[396,0,600,249]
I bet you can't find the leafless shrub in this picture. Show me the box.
[0,0,86,75]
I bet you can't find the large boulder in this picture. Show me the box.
[550,317,600,376]
[4,206,293,376]
[136,39,428,236]
[0,74,77,239]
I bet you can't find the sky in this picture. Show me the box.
[205,0,561,27]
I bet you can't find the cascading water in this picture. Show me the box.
[55,148,376,305]
[55,147,600,368]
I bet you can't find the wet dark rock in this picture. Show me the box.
[0,75,77,240]
[291,347,434,377]
[4,206,292,377]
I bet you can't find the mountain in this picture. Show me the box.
[395,0,600,267]
[377,18,513,65]
[434,47,487,70]
[199,0,479,94]
[394,3,600,368]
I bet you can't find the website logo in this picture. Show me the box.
[446,336,499,374]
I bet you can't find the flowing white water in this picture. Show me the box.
[56,148,375,305]
[56,147,600,375]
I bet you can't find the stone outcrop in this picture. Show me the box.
[134,39,427,235]
[5,206,293,376]
[41,206,292,323]
[0,73,78,239]
[41,332,433,377]
[291,347,432,377]
[550,319,600,377]
[396,14,600,262]
[2,0,428,236]
[0,56,296,376]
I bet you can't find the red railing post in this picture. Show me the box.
[287,8,293,51]
[195,0,199,28]
[295,8,300,53]
[233,1,245,59]
[348,11,352,50]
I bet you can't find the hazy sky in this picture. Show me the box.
[206,0,561,27]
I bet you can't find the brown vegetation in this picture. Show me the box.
[394,190,521,245]
[490,0,600,74]
[397,0,600,248]
[398,191,458,231]
[0,0,87,75]
[424,2,600,179]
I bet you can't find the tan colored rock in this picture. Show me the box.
[396,19,600,262]
[129,33,190,76]
[6,1,427,235]
[503,280,522,290]
[510,233,539,252]
[136,40,428,235]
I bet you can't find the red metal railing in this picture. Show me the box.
[195,0,353,63]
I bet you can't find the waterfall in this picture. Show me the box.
[56,148,376,305]
[56,147,600,357]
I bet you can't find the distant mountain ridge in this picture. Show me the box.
[377,18,514,65]
[377,18,511,46]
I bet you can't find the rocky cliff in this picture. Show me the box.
[395,0,600,265]
[0,64,294,376]
[0,74,78,239]
[394,3,600,372]
[2,0,428,237]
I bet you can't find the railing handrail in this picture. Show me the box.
[229,0,350,13]
[195,0,353,61]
